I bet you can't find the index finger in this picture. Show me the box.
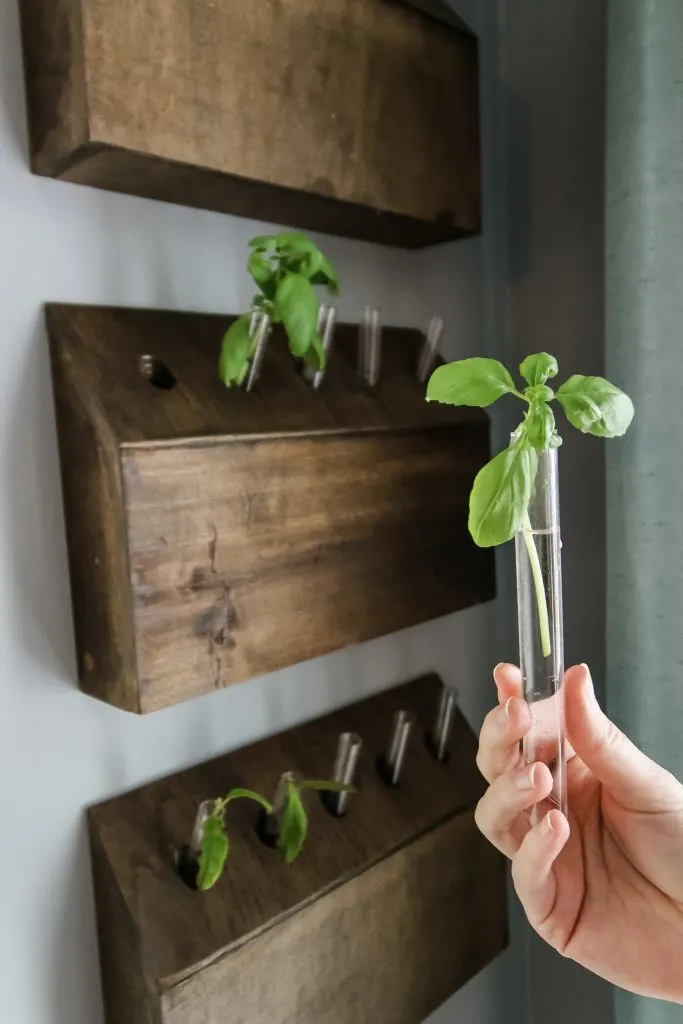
[494,663,523,704]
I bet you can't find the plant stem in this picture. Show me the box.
[215,788,273,816]
[522,512,552,658]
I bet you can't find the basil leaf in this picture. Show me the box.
[277,781,308,864]
[556,375,634,438]
[249,234,277,251]
[297,248,324,280]
[468,437,537,547]
[520,353,558,386]
[253,295,274,318]
[198,814,229,891]
[274,232,317,254]
[310,255,340,296]
[218,316,252,388]
[276,237,339,295]
[247,251,276,299]
[275,273,318,357]
[524,383,554,404]
[526,402,556,451]
[297,779,355,793]
[302,331,325,371]
[427,358,516,408]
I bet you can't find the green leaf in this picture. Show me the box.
[310,255,340,296]
[274,232,318,254]
[223,787,273,814]
[297,779,355,793]
[249,234,277,251]
[524,383,554,404]
[274,273,319,357]
[198,813,229,891]
[253,295,274,318]
[247,250,276,299]
[556,375,634,438]
[520,353,558,386]
[218,316,252,388]
[468,437,538,547]
[526,402,556,451]
[297,248,324,280]
[277,781,308,864]
[274,235,339,295]
[302,331,325,371]
[426,357,516,408]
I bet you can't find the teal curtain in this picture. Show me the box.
[605,1,683,1022]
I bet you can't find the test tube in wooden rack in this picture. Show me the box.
[359,306,382,386]
[380,709,415,786]
[324,731,362,817]
[416,315,444,383]
[304,304,337,389]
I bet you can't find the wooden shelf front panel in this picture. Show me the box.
[20,0,480,248]
[48,304,495,713]
[89,675,508,1024]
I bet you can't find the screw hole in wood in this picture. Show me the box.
[256,808,281,850]
[139,354,177,390]
[175,844,200,890]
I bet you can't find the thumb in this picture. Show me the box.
[564,664,674,810]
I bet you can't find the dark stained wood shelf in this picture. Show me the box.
[89,674,508,1024]
[48,304,495,713]
[20,0,480,248]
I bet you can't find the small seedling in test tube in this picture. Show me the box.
[426,352,634,821]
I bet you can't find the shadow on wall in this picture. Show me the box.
[47,820,104,1023]
[0,0,28,165]
[2,311,77,689]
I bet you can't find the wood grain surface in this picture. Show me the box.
[48,304,495,713]
[20,0,480,246]
[89,675,508,1024]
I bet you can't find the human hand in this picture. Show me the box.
[475,662,683,1003]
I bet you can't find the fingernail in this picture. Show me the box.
[580,664,599,706]
[514,764,537,790]
[503,696,514,720]
[493,662,505,680]
[540,810,554,835]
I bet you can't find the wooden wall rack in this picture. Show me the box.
[48,304,495,713]
[89,673,508,1024]
[20,0,480,247]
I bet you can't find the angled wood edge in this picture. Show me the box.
[49,324,140,712]
[388,0,478,37]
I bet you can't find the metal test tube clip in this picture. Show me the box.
[380,709,415,786]
[358,306,381,387]
[416,315,444,383]
[324,731,362,817]
[304,304,337,389]
[245,311,272,391]
[428,684,458,762]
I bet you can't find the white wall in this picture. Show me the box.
[0,0,523,1021]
